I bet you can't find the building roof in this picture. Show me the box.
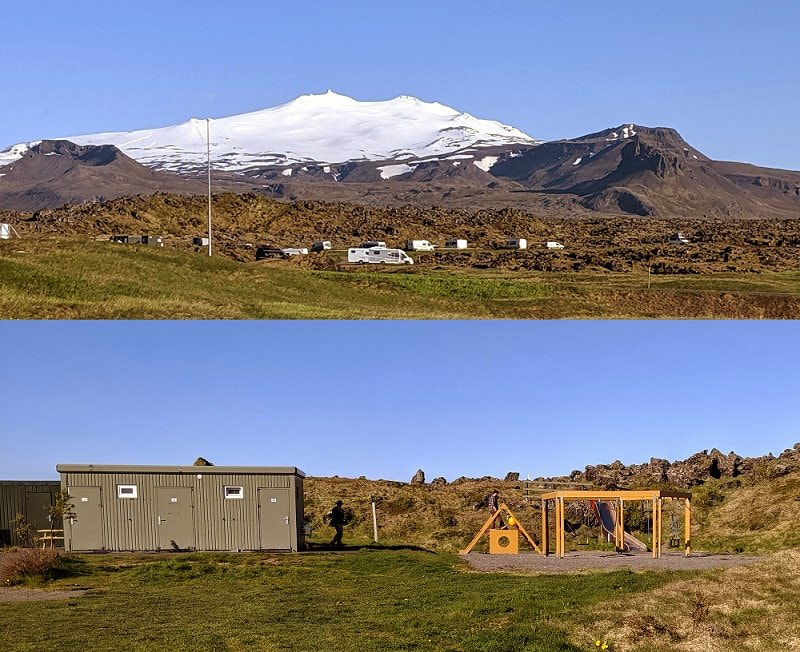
[55,464,305,477]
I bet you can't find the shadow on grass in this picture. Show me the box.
[305,543,435,553]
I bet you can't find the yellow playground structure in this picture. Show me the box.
[461,490,692,559]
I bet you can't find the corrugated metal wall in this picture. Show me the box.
[0,481,61,546]
[60,470,302,551]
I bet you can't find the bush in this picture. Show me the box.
[0,549,60,585]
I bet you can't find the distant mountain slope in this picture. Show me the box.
[490,125,800,218]
[0,91,538,174]
[0,140,209,211]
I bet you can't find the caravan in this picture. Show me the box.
[348,247,414,265]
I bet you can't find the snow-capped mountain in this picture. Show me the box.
[0,91,538,174]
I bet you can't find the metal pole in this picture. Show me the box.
[371,499,378,543]
[207,118,212,257]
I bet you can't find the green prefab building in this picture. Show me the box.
[56,465,306,552]
[0,481,62,546]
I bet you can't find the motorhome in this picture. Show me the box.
[505,238,527,249]
[445,238,468,249]
[545,241,565,249]
[405,239,435,251]
[311,240,332,252]
[348,247,414,265]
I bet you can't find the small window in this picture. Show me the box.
[117,484,138,499]
[225,486,244,499]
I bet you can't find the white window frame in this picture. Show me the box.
[117,484,138,499]
[224,486,244,499]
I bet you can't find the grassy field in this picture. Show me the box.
[3,238,800,318]
[0,548,685,651]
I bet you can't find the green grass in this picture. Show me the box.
[0,549,683,651]
[3,238,800,318]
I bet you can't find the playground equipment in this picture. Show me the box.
[541,489,692,559]
[460,502,541,555]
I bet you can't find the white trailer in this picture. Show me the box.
[282,248,309,256]
[445,238,468,249]
[406,239,435,251]
[348,247,414,265]
[505,238,527,249]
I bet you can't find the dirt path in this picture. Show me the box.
[461,550,764,574]
[0,587,88,603]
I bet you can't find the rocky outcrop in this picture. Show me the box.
[410,469,426,485]
[569,443,800,489]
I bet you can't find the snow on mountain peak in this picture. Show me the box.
[1,92,538,172]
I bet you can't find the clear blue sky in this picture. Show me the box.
[3,1,799,169]
[1,321,797,482]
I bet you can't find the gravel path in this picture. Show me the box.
[0,587,88,603]
[461,550,764,574]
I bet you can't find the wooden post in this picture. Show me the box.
[656,497,663,558]
[559,497,566,558]
[371,499,378,543]
[652,498,658,559]
[684,497,691,556]
[542,498,549,556]
[618,499,625,552]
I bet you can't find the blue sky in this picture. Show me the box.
[3,1,799,169]
[1,321,797,481]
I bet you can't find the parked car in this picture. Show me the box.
[359,240,387,249]
[504,238,528,250]
[445,238,468,249]
[255,245,288,260]
[311,240,332,252]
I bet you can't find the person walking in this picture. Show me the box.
[328,500,346,548]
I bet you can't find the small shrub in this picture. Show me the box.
[13,513,36,548]
[0,549,60,585]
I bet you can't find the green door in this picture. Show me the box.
[24,492,53,531]
[68,487,103,551]
[258,488,291,550]
[157,487,194,551]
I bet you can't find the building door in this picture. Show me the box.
[156,487,194,551]
[68,487,103,551]
[258,488,291,550]
[25,492,53,531]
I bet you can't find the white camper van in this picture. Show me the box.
[505,238,528,250]
[405,239,435,251]
[445,238,468,249]
[545,241,565,249]
[348,247,414,265]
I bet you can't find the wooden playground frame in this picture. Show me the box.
[541,489,692,558]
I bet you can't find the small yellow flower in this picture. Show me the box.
[601,644,608,651]
[595,642,602,647]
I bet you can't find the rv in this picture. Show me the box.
[545,241,565,249]
[406,239,435,251]
[359,240,387,249]
[311,240,332,252]
[505,238,527,250]
[445,238,468,249]
[348,247,414,265]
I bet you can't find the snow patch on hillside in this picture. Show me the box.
[1,91,538,173]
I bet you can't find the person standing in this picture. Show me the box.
[489,489,505,528]
[328,500,345,548]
